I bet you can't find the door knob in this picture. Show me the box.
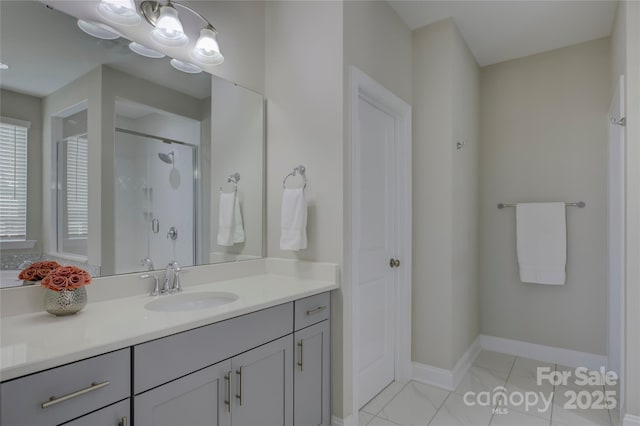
[389,258,400,268]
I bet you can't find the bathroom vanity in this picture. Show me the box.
[0,261,336,426]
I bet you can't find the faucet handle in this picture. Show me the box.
[172,269,182,293]
[140,274,160,296]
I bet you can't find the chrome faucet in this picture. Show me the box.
[162,261,182,294]
[140,257,155,271]
[17,259,33,270]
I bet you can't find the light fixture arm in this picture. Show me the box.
[140,0,218,33]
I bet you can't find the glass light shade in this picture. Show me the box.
[77,20,120,40]
[192,28,224,65]
[97,0,140,25]
[152,5,188,47]
[129,42,166,59]
[0,63,8,70]
[170,59,202,74]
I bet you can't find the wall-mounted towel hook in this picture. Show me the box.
[220,172,240,193]
[283,165,307,189]
[610,116,626,127]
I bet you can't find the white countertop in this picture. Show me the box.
[0,273,337,381]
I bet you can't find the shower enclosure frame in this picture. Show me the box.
[115,127,201,269]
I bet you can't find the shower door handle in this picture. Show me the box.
[151,218,159,234]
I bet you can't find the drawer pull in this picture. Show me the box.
[41,381,110,409]
[118,417,128,426]
[306,306,327,316]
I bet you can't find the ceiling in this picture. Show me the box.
[388,0,618,67]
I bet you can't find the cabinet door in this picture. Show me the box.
[61,399,130,426]
[231,335,293,426]
[294,320,330,426]
[134,360,232,426]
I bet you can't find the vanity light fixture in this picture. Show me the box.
[150,2,188,46]
[0,63,8,70]
[140,0,224,64]
[129,42,166,59]
[77,20,121,40]
[97,0,140,26]
[170,58,202,74]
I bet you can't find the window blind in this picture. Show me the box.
[65,136,88,238]
[0,121,28,240]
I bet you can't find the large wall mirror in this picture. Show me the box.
[0,0,265,287]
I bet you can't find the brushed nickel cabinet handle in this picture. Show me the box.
[297,340,304,371]
[41,381,110,409]
[224,372,232,412]
[306,306,327,316]
[118,416,128,426]
[235,368,243,406]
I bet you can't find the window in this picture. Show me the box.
[64,136,89,238]
[0,118,29,241]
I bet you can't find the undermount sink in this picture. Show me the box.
[145,292,239,312]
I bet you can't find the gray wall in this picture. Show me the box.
[412,18,480,370]
[479,38,610,355]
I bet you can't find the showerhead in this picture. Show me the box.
[158,151,174,164]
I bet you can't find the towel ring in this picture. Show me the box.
[220,172,240,193]
[283,165,307,189]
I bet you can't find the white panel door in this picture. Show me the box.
[356,96,398,408]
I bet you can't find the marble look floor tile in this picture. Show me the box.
[473,351,516,379]
[377,381,449,426]
[362,382,407,415]
[501,372,554,420]
[510,357,556,382]
[552,386,611,426]
[490,409,551,426]
[368,416,401,426]
[554,365,608,392]
[454,366,508,397]
[429,392,494,426]
[359,411,375,426]
[551,407,611,426]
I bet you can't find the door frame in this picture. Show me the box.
[348,66,412,420]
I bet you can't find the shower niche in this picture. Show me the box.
[114,99,199,275]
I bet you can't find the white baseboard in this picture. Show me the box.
[332,414,351,426]
[480,334,608,371]
[412,335,481,391]
[624,414,640,426]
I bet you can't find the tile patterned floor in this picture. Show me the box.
[358,351,620,426]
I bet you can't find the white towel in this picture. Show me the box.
[280,188,307,251]
[218,192,245,246]
[217,192,235,246]
[232,195,245,244]
[516,202,567,285]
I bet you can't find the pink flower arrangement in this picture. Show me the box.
[18,261,61,281]
[41,266,92,292]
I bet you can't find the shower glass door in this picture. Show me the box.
[114,129,196,274]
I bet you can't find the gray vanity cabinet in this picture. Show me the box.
[134,360,232,426]
[292,292,331,426]
[293,320,330,426]
[61,399,130,426]
[231,335,293,426]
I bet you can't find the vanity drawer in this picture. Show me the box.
[0,349,131,426]
[294,292,330,331]
[134,302,293,394]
